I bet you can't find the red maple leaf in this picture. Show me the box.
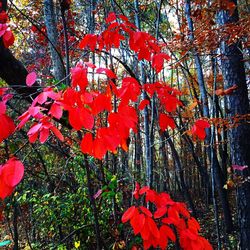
[191,119,210,140]
[138,99,150,110]
[79,34,98,51]
[71,64,88,90]
[0,158,24,200]
[152,53,171,73]
[118,77,141,106]
[159,113,175,130]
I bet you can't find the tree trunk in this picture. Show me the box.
[217,1,250,248]
[0,41,39,100]
[134,0,154,188]
[44,0,65,81]
[164,131,197,216]
[185,0,233,232]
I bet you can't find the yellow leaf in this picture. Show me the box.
[74,241,80,249]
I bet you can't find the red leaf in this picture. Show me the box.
[91,93,111,115]
[147,217,160,238]
[188,217,200,233]
[93,137,108,159]
[0,102,6,114]
[138,99,150,110]
[139,186,150,195]
[195,119,210,128]
[50,126,64,142]
[1,158,24,188]
[0,114,15,143]
[26,72,37,87]
[0,158,24,200]
[105,12,116,23]
[145,189,157,203]
[158,226,169,249]
[96,67,117,79]
[27,123,42,137]
[130,213,145,235]
[133,182,140,199]
[140,218,150,240]
[154,207,167,219]
[39,128,49,144]
[3,30,15,48]
[79,34,97,51]
[0,181,13,200]
[69,108,94,131]
[28,131,39,143]
[191,119,210,140]
[215,88,225,96]
[81,133,93,155]
[118,77,141,105]
[71,65,88,90]
[224,84,238,95]
[159,113,175,130]
[49,103,63,119]
[122,206,136,223]
[80,108,94,130]
[139,206,152,217]
[160,225,176,242]
[152,53,171,73]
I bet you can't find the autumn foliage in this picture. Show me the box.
[0,5,14,48]
[0,6,216,248]
[122,183,212,250]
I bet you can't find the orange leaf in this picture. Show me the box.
[224,84,238,95]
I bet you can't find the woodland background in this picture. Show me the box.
[0,0,249,249]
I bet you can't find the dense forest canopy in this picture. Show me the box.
[0,0,249,249]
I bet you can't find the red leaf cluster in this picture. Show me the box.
[0,158,24,200]
[79,13,170,73]
[159,113,175,130]
[122,183,212,250]
[152,53,171,73]
[191,119,210,140]
[17,88,64,143]
[144,82,182,113]
[0,90,15,143]
[0,10,15,48]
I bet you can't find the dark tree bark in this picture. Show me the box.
[164,131,197,217]
[0,41,39,100]
[0,0,39,100]
[217,1,250,248]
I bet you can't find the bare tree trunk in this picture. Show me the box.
[44,0,65,81]
[134,0,154,188]
[185,0,233,232]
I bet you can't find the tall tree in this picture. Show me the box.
[217,1,250,248]
[44,0,65,81]
[185,0,233,232]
